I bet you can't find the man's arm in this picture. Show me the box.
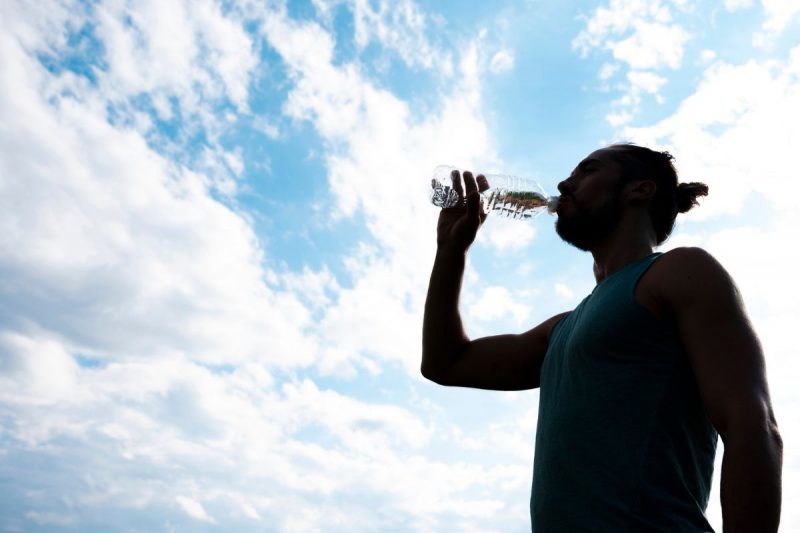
[661,247,782,533]
[421,169,565,391]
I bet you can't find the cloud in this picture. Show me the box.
[553,282,575,301]
[599,62,620,80]
[0,8,320,369]
[627,70,668,94]
[311,0,452,71]
[94,0,257,112]
[467,286,531,325]
[480,215,538,252]
[0,1,547,530]
[602,70,668,125]
[1,338,533,530]
[725,0,754,10]
[700,49,717,63]
[574,0,688,124]
[0,331,79,403]
[754,0,800,45]
[573,0,688,70]
[176,496,216,523]
[489,49,515,74]
[611,21,688,70]
[621,45,800,216]
[249,4,512,380]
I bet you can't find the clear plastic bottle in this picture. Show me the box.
[430,165,559,219]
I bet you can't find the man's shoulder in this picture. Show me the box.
[655,246,726,280]
[637,246,722,297]
[648,246,735,305]
[659,245,716,263]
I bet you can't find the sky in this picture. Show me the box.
[0,0,799,531]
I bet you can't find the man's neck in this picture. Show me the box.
[590,218,657,284]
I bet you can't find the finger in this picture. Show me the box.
[466,185,481,222]
[463,170,478,198]
[464,171,483,221]
[476,174,489,193]
[451,169,464,201]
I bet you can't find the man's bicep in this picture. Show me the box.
[668,249,774,437]
[441,312,568,391]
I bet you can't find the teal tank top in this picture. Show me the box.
[531,253,718,532]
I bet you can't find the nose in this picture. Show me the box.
[557,179,573,195]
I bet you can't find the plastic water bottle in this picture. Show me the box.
[430,165,559,219]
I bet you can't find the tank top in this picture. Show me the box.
[531,252,718,532]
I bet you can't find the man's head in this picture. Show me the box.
[555,143,708,251]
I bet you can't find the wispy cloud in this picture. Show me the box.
[573,0,689,125]
[0,0,539,530]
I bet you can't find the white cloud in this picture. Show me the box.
[0,331,79,403]
[176,496,216,523]
[725,0,754,10]
[599,62,620,80]
[252,114,281,139]
[1,340,533,530]
[606,108,635,126]
[574,0,688,123]
[467,286,531,325]
[0,11,319,370]
[0,1,547,530]
[759,0,800,39]
[553,282,575,301]
[603,70,668,126]
[573,0,685,67]
[489,49,515,74]
[622,47,800,216]
[248,3,511,380]
[611,21,688,70]
[93,0,257,112]
[628,70,667,94]
[700,49,717,63]
[310,0,450,71]
[480,215,538,252]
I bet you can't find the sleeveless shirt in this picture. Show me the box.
[531,252,718,532]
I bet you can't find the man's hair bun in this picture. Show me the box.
[676,182,709,213]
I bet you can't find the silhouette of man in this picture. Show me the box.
[422,144,782,532]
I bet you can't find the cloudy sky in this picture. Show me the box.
[1,0,798,531]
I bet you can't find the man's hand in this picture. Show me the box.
[436,170,490,253]
[422,168,563,390]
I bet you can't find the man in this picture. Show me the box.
[421,144,782,532]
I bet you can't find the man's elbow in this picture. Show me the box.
[420,360,451,386]
[719,413,784,454]
[768,422,783,455]
[420,364,441,384]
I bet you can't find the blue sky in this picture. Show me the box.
[1,0,799,530]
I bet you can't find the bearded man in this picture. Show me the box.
[421,144,782,532]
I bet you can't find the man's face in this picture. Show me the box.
[554,149,626,251]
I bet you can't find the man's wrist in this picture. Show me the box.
[436,244,468,259]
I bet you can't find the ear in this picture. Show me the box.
[625,179,656,205]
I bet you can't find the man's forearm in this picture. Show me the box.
[421,246,469,380]
[720,428,783,533]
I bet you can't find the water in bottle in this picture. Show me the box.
[429,165,559,219]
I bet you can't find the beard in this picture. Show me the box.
[555,194,623,251]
